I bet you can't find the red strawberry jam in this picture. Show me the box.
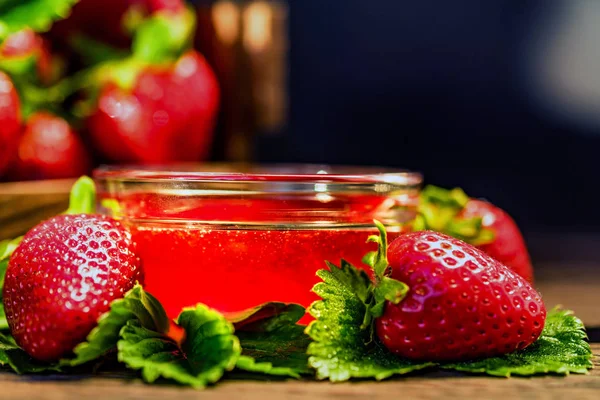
[133,225,405,318]
[95,166,421,319]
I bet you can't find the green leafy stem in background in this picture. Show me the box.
[0,0,79,40]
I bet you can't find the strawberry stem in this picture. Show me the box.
[65,176,96,215]
[367,220,389,282]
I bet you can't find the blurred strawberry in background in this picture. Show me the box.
[0,0,220,181]
[88,51,219,163]
[9,112,91,180]
[83,0,220,163]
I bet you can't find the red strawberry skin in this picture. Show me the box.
[87,50,219,163]
[460,199,534,284]
[376,231,545,362]
[0,71,21,177]
[3,214,143,362]
[10,112,91,181]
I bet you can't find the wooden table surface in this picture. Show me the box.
[2,348,600,400]
[1,180,599,399]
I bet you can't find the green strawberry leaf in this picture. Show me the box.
[132,6,196,64]
[63,284,169,367]
[305,269,434,382]
[100,199,123,216]
[225,302,300,325]
[118,304,240,388]
[0,0,79,40]
[0,236,22,331]
[325,260,371,304]
[0,305,8,331]
[415,185,495,245]
[0,332,62,373]
[232,303,311,377]
[374,277,408,304]
[364,221,408,318]
[421,185,470,208]
[442,308,593,376]
[65,176,96,215]
[330,221,407,329]
[235,355,303,378]
[0,236,22,262]
[371,276,408,318]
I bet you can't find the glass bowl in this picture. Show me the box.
[94,163,423,318]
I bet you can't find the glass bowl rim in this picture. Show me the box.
[93,163,423,185]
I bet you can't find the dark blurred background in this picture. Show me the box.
[195,0,600,239]
[263,0,598,234]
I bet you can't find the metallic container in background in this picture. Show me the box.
[195,0,289,163]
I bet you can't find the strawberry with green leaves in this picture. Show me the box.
[0,32,92,181]
[0,0,216,173]
[87,50,219,163]
[4,213,143,361]
[415,185,534,283]
[3,177,141,361]
[0,2,95,181]
[306,222,591,381]
[71,0,220,163]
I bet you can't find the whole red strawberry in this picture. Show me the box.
[10,112,91,181]
[3,214,143,362]
[416,185,534,283]
[0,71,21,177]
[376,231,545,362]
[87,50,219,163]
